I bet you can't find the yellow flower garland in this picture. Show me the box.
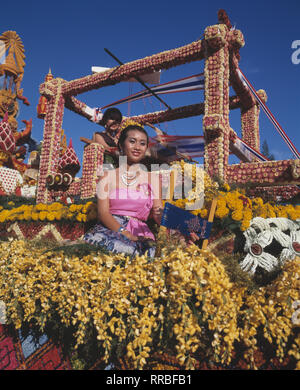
[0,201,97,223]
[0,240,299,369]
[166,168,300,231]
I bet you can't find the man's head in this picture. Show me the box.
[101,107,122,133]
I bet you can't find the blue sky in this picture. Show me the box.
[1,0,300,170]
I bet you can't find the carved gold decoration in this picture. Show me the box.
[0,31,33,178]
[0,31,25,89]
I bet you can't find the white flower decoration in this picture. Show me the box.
[240,217,300,275]
[280,229,300,262]
[241,227,278,275]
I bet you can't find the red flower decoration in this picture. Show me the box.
[250,243,263,256]
[292,242,300,253]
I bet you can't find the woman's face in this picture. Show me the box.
[122,129,148,164]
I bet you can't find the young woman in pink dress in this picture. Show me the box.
[84,124,163,258]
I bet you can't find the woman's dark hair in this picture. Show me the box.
[101,107,122,125]
[118,125,149,151]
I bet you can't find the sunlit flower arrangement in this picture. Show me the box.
[1,163,299,238]
[0,162,299,369]
[227,159,300,187]
[37,79,66,204]
[1,161,299,369]
[166,165,300,232]
[0,200,97,224]
[240,90,266,151]
[81,143,104,199]
[0,239,299,370]
[240,217,300,275]
[1,11,299,371]
[202,24,230,181]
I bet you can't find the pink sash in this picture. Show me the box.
[109,185,155,240]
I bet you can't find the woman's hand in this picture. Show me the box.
[121,230,138,242]
[151,206,163,224]
[188,232,200,245]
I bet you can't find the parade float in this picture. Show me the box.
[0,10,300,370]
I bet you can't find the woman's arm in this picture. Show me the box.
[97,196,121,231]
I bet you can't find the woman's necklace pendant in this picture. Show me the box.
[121,171,138,186]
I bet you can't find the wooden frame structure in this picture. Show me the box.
[36,10,300,204]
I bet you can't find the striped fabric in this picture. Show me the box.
[152,134,205,158]
[151,133,268,162]
[238,69,300,160]
[231,136,269,162]
[102,73,205,109]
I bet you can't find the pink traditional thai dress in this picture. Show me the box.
[84,184,156,257]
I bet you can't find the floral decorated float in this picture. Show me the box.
[0,10,300,370]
